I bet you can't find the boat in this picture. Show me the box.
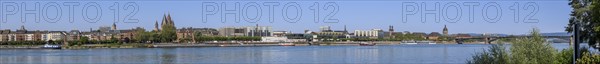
[41,44,61,49]
[359,42,376,46]
[428,42,437,44]
[402,43,418,44]
[279,43,295,46]
[308,42,320,45]
[401,40,418,44]
[416,41,435,44]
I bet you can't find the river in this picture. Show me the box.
[0,43,572,63]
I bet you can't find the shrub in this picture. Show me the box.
[509,28,557,64]
[467,43,509,64]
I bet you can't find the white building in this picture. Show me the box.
[24,34,34,41]
[245,26,272,37]
[261,36,306,42]
[320,26,331,32]
[43,32,64,41]
[7,34,16,41]
[219,26,273,37]
[354,29,384,38]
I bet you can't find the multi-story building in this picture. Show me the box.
[314,25,348,38]
[427,32,441,40]
[316,31,346,38]
[115,28,140,42]
[0,26,48,41]
[354,29,384,39]
[175,27,220,42]
[190,28,219,36]
[82,32,114,41]
[219,25,272,37]
[218,27,247,37]
[246,24,272,37]
[320,26,332,32]
[67,30,81,41]
[272,31,288,37]
[42,31,66,41]
[177,27,195,42]
[0,30,11,41]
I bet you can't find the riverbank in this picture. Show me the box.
[0,41,525,49]
[0,45,43,49]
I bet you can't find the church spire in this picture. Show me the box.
[161,14,167,26]
[167,12,171,22]
[154,20,160,31]
[443,25,448,36]
[112,22,117,30]
[343,25,347,34]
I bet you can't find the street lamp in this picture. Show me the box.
[572,19,581,64]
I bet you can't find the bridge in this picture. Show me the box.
[455,35,571,44]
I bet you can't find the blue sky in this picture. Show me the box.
[0,0,570,35]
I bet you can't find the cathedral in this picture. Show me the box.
[154,13,176,31]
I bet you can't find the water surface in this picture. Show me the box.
[0,43,571,63]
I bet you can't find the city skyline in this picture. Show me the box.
[0,0,569,35]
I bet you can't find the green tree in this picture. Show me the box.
[556,47,574,64]
[79,36,89,44]
[135,28,157,43]
[510,28,557,64]
[566,0,600,50]
[109,35,119,44]
[468,28,566,64]
[160,23,177,42]
[577,51,600,63]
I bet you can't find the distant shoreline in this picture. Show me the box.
[0,42,570,49]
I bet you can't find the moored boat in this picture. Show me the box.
[41,44,61,49]
[279,43,295,46]
[359,42,376,46]
[402,43,418,44]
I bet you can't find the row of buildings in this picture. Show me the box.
[0,13,215,43]
[304,25,472,41]
[0,24,467,42]
[0,13,472,43]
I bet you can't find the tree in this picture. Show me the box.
[123,37,130,43]
[79,36,89,44]
[135,28,156,43]
[468,28,560,64]
[48,40,55,44]
[69,36,89,46]
[160,23,176,42]
[566,0,600,49]
[510,28,557,64]
[149,32,159,43]
[109,35,119,44]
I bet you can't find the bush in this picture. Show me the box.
[577,52,600,63]
[467,43,509,64]
[467,28,600,64]
[556,47,574,64]
[509,28,556,64]
[467,28,556,64]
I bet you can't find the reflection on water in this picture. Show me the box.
[0,43,571,63]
